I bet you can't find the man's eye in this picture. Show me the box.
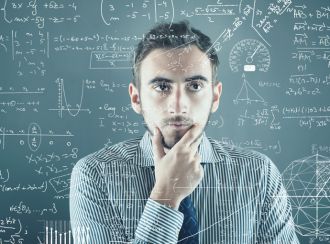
[154,82,170,92]
[187,81,203,92]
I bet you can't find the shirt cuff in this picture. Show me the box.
[135,198,184,243]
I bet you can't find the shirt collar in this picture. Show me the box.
[133,130,223,167]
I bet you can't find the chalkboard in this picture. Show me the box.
[1,0,330,243]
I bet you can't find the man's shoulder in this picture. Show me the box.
[72,136,143,178]
[207,136,273,166]
[78,135,143,166]
[94,136,143,161]
[207,137,281,189]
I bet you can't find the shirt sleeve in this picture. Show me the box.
[135,198,184,243]
[257,158,300,244]
[69,156,184,244]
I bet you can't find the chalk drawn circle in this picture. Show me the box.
[28,122,42,152]
[229,39,270,73]
[282,154,330,237]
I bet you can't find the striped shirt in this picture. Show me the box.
[69,130,300,244]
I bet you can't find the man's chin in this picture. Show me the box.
[162,139,176,152]
[161,129,188,148]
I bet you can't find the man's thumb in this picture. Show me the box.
[152,127,165,161]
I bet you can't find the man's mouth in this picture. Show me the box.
[165,117,193,130]
[169,122,190,128]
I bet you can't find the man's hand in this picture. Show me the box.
[150,123,204,210]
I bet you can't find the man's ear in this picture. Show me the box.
[128,82,142,114]
[211,81,222,113]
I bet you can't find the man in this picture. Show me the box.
[69,21,300,243]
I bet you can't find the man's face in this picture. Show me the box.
[129,45,222,151]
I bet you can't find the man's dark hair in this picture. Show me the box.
[132,20,219,89]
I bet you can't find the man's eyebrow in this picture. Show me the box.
[148,75,209,85]
[185,75,209,82]
[148,77,173,85]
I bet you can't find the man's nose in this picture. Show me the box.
[168,86,188,114]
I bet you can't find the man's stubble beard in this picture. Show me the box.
[139,92,214,150]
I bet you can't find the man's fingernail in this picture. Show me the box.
[154,127,157,135]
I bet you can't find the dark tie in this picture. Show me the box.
[177,195,199,243]
[150,166,199,243]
